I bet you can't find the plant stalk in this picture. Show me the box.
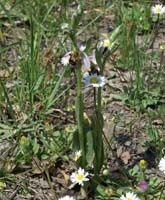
[76,64,86,167]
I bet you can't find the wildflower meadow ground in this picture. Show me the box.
[0,0,165,199]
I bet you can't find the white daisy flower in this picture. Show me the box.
[151,4,165,15]
[61,52,71,66]
[58,195,75,200]
[120,192,140,200]
[70,167,89,186]
[71,150,82,161]
[158,156,165,174]
[83,72,105,88]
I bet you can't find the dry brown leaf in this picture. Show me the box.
[0,67,14,78]
[121,151,131,164]
[60,170,70,186]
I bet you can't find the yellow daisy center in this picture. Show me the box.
[127,198,133,200]
[76,174,84,181]
[90,77,99,84]
[73,154,79,161]
[104,39,110,47]
[156,7,161,13]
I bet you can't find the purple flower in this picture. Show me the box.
[137,181,148,192]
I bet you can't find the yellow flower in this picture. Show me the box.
[0,182,6,190]
[103,39,110,48]
[139,160,147,169]
[20,136,28,145]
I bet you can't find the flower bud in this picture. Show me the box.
[137,181,148,192]
[103,169,110,176]
[139,159,147,169]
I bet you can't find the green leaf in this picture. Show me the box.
[0,124,17,141]
[111,94,128,102]
[91,112,104,174]
[32,72,45,92]
[109,25,121,44]
[96,185,107,197]
[46,66,67,109]
[128,164,139,176]
[32,139,40,155]
[86,130,94,166]
[72,129,80,151]
[95,47,102,70]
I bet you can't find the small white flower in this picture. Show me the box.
[158,156,165,174]
[120,192,140,200]
[71,150,82,161]
[82,52,91,71]
[70,167,89,186]
[103,39,110,48]
[58,195,75,200]
[83,72,105,88]
[89,50,97,65]
[61,23,69,30]
[79,44,86,52]
[151,4,165,15]
[61,52,71,66]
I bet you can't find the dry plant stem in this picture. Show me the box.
[148,14,160,88]
[150,14,160,49]
[45,169,57,200]
[0,192,9,200]
[102,129,116,158]
[32,158,57,200]
[0,79,16,121]
[9,187,19,200]
[96,87,115,157]
[155,50,164,84]
[109,57,128,83]
[81,186,88,200]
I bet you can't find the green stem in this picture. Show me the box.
[93,87,97,112]
[76,64,86,167]
[97,87,102,113]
